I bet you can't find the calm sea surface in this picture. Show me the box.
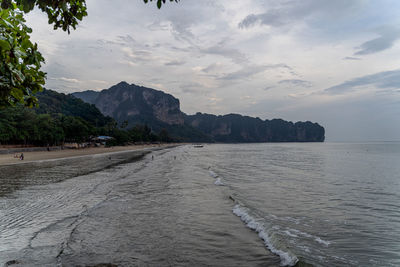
[0,143,399,266]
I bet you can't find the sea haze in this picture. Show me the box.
[0,143,399,266]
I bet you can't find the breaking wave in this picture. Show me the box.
[232,204,298,266]
[214,177,224,186]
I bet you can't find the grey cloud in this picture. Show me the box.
[343,56,361,60]
[117,35,136,45]
[97,35,134,47]
[180,82,209,94]
[147,21,171,31]
[201,63,221,73]
[200,44,248,64]
[124,49,153,62]
[170,21,195,43]
[219,64,291,81]
[278,79,313,87]
[354,28,400,55]
[170,45,192,53]
[165,60,186,66]
[49,77,81,83]
[323,69,400,95]
[239,11,288,29]
[168,12,201,44]
[238,0,364,29]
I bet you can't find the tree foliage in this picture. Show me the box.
[0,104,174,146]
[143,0,179,9]
[0,85,174,146]
[0,0,178,107]
[0,6,45,107]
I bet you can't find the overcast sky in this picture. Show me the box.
[26,0,400,141]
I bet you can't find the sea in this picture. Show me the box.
[0,142,399,266]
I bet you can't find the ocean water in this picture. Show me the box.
[0,143,399,266]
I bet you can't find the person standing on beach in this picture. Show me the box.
[20,153,24,160]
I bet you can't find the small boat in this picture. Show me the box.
[193,144,204,148]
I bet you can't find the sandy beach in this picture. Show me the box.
[0,144,173,165]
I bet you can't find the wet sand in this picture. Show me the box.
[0,144,174,166]
[0,144,179,198]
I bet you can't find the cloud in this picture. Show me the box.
[278,79,312,87]
[122,47,154,63]
[343,56,361,60]
[323,69,400,95]
[165,60,186,66]
[117,35,136,45]
[354,27,400,55]
[239,11,288,29]
[238,0,363,29]
[89,79,108,84]
[167,11,203,44]
[50,77,81,83]
[219,64,291,80]
[179,81,211,95]
[200,44,248,64]
[96,35,137,47]
[201,62,223,73]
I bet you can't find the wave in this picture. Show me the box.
[289,229,331,246]
[232,204,298,266]
[208,170,219,178]
[214,178,224,186]
[208,168,223,185]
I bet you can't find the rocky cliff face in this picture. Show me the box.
[72,82,325,142]
[73,82,184,126]
[185,113,325,142]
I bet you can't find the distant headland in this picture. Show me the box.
[72,81,325,143]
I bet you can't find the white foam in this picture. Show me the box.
[284,230,298,238]
[283,216,300,224]
[298,245,311,253]
[290,229,312,238]
[290,229,331,247]
[315,237,331,246]
[208,170,219,178]
[214,178,224,186]
[232,205,298,266]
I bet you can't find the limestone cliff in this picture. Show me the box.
[73,82,184,126]
[72,82,325,143]
[184,113,325,142]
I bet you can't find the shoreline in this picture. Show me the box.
[0,144,180,197]
[0,144,178,166]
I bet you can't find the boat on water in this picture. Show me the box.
[193,145,204,148]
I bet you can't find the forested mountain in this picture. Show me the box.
[73,82,325,143]
[0,89,174,146]
[73,82,211,142]
[36,89,113,127]
[70,90,98,105]
[0,89,114,146]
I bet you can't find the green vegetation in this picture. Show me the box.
[143,0,179,9]
[0,89,174,146]
[0,4,45,107]
[0,0,178,107]
[0,106,94,145]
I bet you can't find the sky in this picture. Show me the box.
[25,0,400,141]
